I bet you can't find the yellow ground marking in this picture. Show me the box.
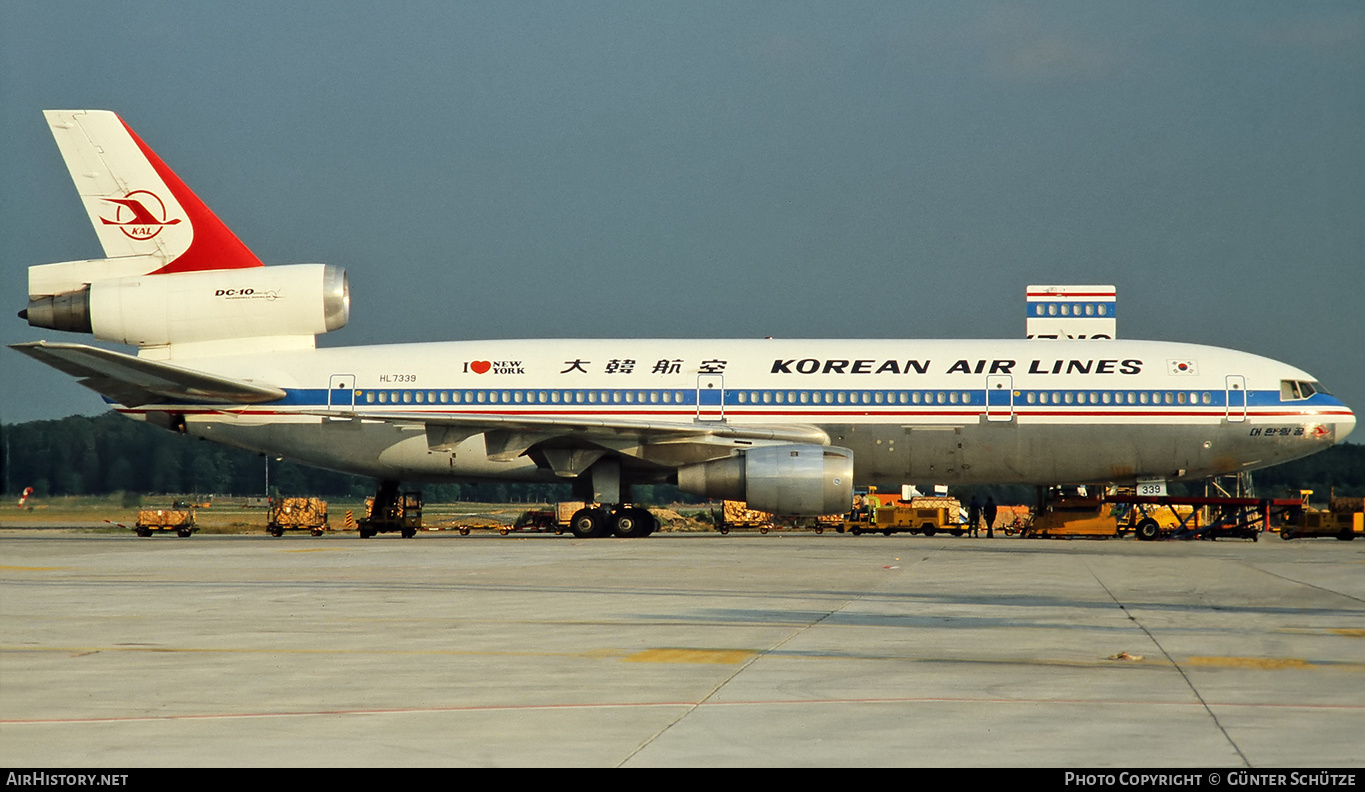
[623,648,757,664]
[1186,656,1314,670]
[0,566,69,571]
[1328,629,1365,638]
[279,548,346,553]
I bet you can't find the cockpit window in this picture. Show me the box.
[1280,380,1324,401]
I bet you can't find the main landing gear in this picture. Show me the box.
[567,505,660,538]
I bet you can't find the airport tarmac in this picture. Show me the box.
[1,530,1361,768]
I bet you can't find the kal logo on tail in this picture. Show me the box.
[99,190,181,240]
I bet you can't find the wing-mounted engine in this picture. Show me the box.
[677,444,854,515]
[22,263,349,351]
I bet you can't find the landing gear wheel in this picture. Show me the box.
[1136,518,1161,541]
[611,508,656,538]
[569,508,608,538]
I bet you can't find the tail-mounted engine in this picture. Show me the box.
[22,263,348,348]
[677,444,854,516]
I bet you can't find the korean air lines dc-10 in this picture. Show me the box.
[13,110,1356,537]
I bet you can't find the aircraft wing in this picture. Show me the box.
[10,341,287,407]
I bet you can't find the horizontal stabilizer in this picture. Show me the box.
[10,341,286,407]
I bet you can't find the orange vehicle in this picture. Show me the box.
[1023,496,1117,538]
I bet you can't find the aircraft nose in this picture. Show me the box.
[1337,407,1356,443]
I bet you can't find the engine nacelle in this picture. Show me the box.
[677,444,854,516]
[23,263,348,347]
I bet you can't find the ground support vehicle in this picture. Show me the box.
[714,500,776,534]
[448,519,521,536]
[841,496,966,536]
[134,508,195,538]
[357,483,423,538]
[1108,494,1304,541]
[267,497,329,536]
[1279,494,1363,541]
[1022,497,1118,538]
[1280,510,1362,540]
[713,501,838,534]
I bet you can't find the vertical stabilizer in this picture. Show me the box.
[42,110,263,279]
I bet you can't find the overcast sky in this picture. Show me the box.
[2,1,1362,427]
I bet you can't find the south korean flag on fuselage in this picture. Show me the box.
[1168,359,1198,375]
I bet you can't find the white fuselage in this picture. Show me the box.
[116,337,1355,489]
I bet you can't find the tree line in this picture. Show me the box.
[0,413,577,503]
[2,413,1361,503]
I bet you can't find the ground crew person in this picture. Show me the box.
[984,497,998,539]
